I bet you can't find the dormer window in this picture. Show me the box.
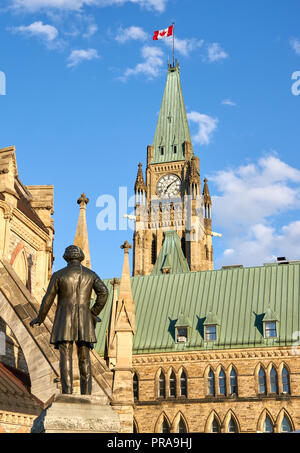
[203,311,220,342]
[173,145,177,154]
[177,327,188,343]
[204,325,217,341]
[175,313,191,343]
[160,146,164,156]
[262,306,279,339]
[264,321,277,338]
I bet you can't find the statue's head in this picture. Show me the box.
[63,245,85,263]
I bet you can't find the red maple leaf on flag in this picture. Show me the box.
[159,31,166,37]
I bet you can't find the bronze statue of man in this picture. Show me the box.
[30,245,108,395]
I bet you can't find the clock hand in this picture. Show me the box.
[166,181,176,191]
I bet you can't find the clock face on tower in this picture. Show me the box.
[156,174,181,198]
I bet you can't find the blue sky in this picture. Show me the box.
[1,0,300,278]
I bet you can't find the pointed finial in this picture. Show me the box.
[77,193,89,208]
[121,240,132,254]
[110,277,120,287]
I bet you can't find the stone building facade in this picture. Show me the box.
[0,63,300,435]
[96,62,300,434]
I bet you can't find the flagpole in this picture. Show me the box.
[172,22,175,67]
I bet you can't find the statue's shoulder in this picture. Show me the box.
[81,265,98,278]
[52,266,68,279]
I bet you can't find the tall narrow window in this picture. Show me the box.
[211,417,221,433]
[169,370,176,397]
[181,235,186,258]
[282,366,290,394]
[161,417,170,433]
[281,415,292,433]
[230,369,238,395]
[208,369,215,396]
[160,146,164,156]
[228,417,238,433]
[258,367,267,395]
[177,417,187,433]
[158,371,166,398]
[219,369,226,396]
[263,415,273,433]
[180,370,187,397]
[133,373,139,401]
[270,366,278,394]
[173,145,177,154]
[151,235,157,265]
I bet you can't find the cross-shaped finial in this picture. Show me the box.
[77,193,89,207]
[120,240,132,253]
[110,277,120,287]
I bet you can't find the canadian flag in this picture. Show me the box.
[153,25,174,40]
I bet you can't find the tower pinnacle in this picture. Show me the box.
[74,192,91,268]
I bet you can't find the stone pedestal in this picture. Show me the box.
[31,394,120,433]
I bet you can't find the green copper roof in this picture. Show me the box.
[94,262,300,355]
[263,306,279,322]
[151,63,193,164]
[175,312,192,328]
[151,230,190,275]
[203,311,220,326]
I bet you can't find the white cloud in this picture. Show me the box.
[83,23,98,38]
[187,111,218,145]
[206,42,228,62]
[222,98,236,106]
[67,48,99,67]
[210,154,300,267]
[11,0,168,12]
[120,45,164,81]
[10,21,59,42]
[163,37,204,57]
[290,38,300,56]
[115,26,148,43]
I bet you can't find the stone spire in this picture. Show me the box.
[112,241,135,432]
[134,163,146,193]
[203,178,211,203]
[74,193,91,269]
[134,163,146,207]
[151,63,193,164]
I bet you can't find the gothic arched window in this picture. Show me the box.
[282,366,290,394]
[158,370,166,398]
[228,417,238,433]
[180,370,187,397]
[263,415,274,433]
[169,370,177,397]
[218,369,226,395]
[281,415,292,433]
[230,368,238,395]
[161,417,170,433]
[133,372,139,401]
[258,367,267,395]
[207,369,215,396]
[270,366,278,394]
[211,417,221,433]
[177,416,187,433]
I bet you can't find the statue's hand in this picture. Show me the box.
[30,317,41,327]
[91,313,101,327]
